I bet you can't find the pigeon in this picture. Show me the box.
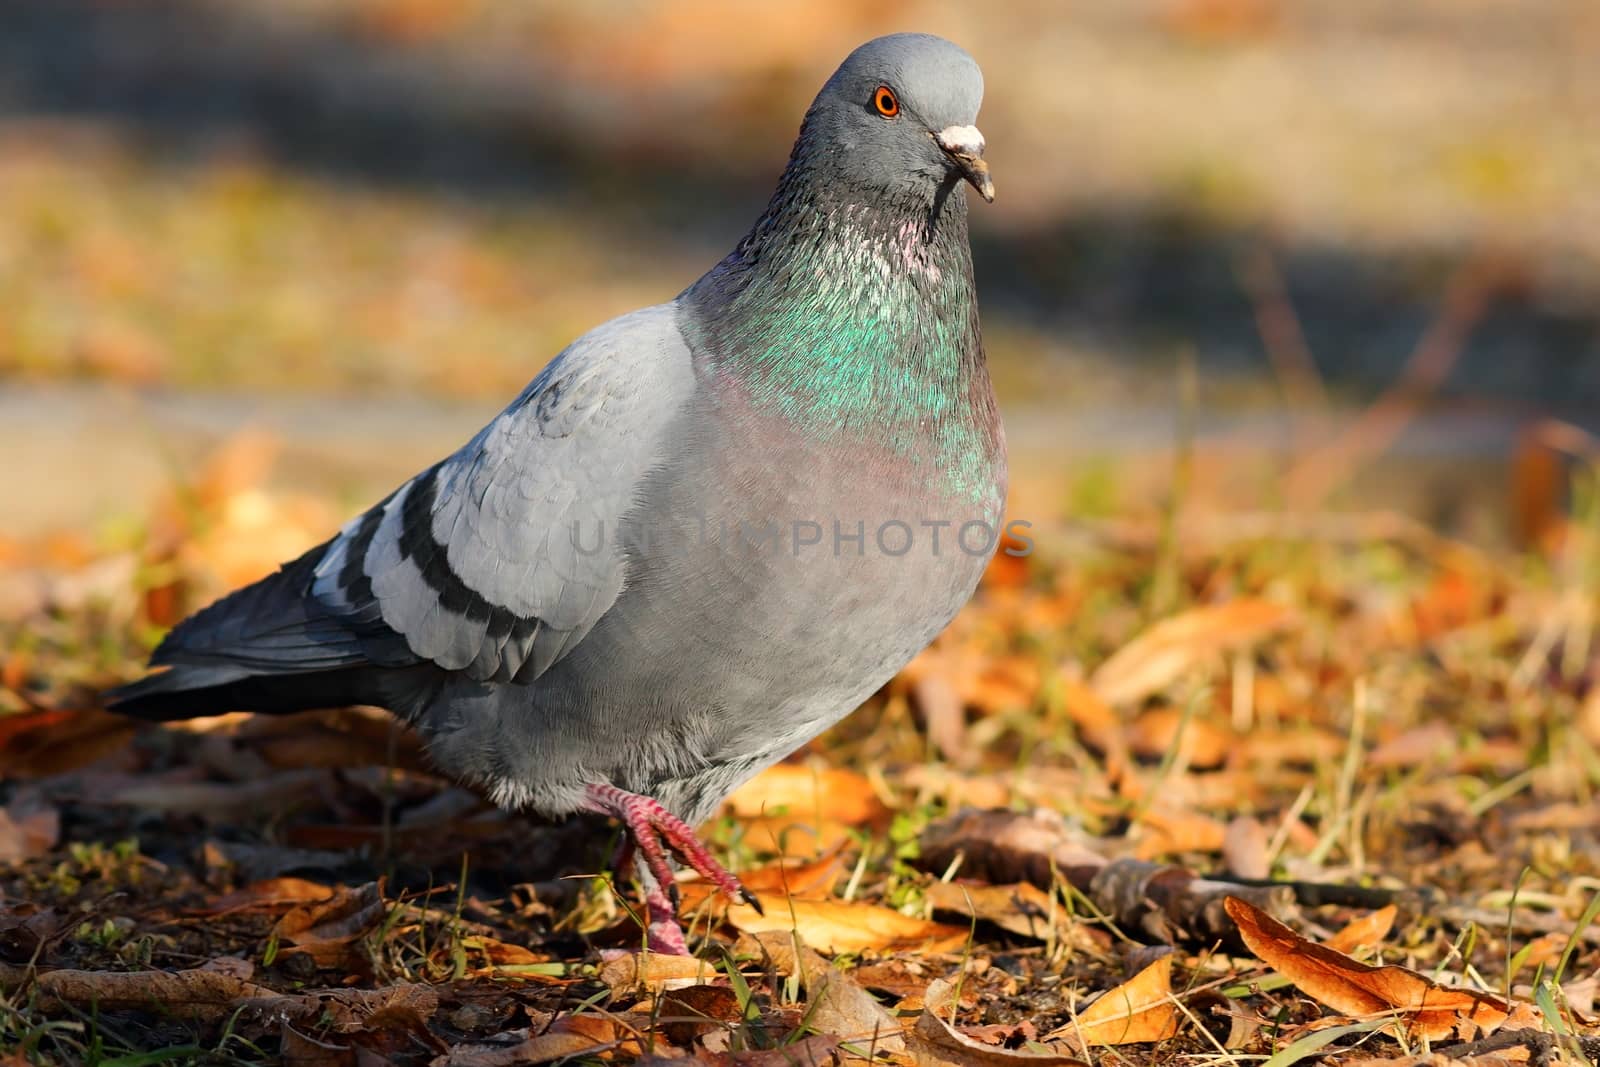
[108,32,1006,955]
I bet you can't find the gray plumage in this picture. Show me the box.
[109,33,1007,834]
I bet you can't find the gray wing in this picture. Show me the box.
[311,302,695,683]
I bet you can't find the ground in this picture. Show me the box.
[2,440,1599,1064]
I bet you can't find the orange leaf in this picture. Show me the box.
[726,897,969,954]
[1323,905,1398,956]
[723,763,888,859]
[1091,600,1293,706]
[204,877,340,914]
[1128,706,1232,769]
[1049,955,1182,1046]
[725,763,887,825]
[677,852,845,913]
[1225,897,1533,1040]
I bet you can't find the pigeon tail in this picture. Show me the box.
[103,541,418,721]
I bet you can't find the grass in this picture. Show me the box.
[13,445,1598,1060]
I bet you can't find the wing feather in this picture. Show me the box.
[311,303,692,683]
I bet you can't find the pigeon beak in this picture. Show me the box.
[935,124,994,204]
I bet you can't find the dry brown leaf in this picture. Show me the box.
[1047,955,1182,1046]
[727,897,969,955]
[751,931,904,1053]
[1128,706,1232,769]
[924,882,1062,942]
[915,671,973,769]
[1090,600,1293,706]
[653,983,744,1046]
[1226,897,1539,1040]
[598,952,721,994]
[967,657,1042,716]
[913,977,1089,1066]
[271,881,387,967]
[204,877,342,914]
[1323,905,1398,956]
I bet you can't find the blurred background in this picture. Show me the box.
[2,0,1597,548]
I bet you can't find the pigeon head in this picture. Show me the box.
[798,33,993,206]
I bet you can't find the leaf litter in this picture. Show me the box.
[4,425,1600,1064]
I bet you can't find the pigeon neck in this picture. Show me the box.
[682,161,998,500]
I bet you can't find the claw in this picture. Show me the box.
[584,783,751,926]
[740,886,765,915]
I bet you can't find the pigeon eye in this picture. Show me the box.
[872,85,900,118]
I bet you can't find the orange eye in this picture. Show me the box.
[872,85,900,118]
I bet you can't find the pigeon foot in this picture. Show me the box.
[643,879,692,956]
[584,783,763,919]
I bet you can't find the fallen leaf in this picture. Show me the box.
[598,952,721,994]
[205,877,342,914]
[1046,955,1181,1046]
[1049,677,1128,772]
[915,671,973,769]
[751,931,904,1054]
[1225,896,1538,1041]
[852,957,940,999]
[1090,600,1293,707]
[727,897,969,955]
[724,763,889,859]
[913,977,1088,1065]
[463,936,548,968]
[654,984,744,1046]
[1323,906,1398,956]
[924,882,1062,941]
[679,852,845,913]
[12,965,435,1031]
[198,956,256,980]
[1128,706,1232,769]
[725,764,885,825]
[1366,722,1459,769]
[272,881,387,968]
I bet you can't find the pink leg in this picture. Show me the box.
[584,784,763,914]
[642,879,690,956]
